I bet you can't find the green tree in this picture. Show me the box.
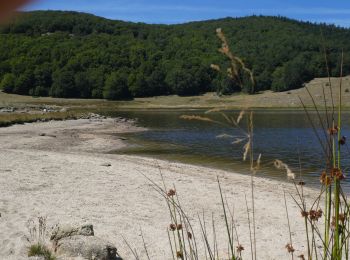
[50,70,78,97]
[146,67,168,95]
[103,71,131,100]
[1,11,350,97]
[29,85,48,96]
[217,76,241,95]
[166,68,200,96]
[34,64,52,91]
[271,67,285,92]
[272,55,312,92]
[128,71,149,97]
[0,73,16,93]
[13,70,34,95]
[74,72,91,98]
[89,68,105,99]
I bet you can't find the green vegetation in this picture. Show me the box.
[0,11,349,99]
[28,243,56,260]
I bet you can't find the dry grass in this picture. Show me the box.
[28,243,56,260]
[2,77,350,112]
[0,110,86,127]
[26,217,56,260]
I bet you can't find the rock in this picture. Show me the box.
[56,235,120,260]
[0,107,15,113]
[39,133,57,138]
[100,163,111,167]
[50,224,120,259]
[28,257,45,260]
[51,224,94,242]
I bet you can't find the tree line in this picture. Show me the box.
[0,11,349,100]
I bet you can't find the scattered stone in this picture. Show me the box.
[28,257,45,260]
[50,224,120,260]
[114,117,127,123]
[41,106,58,113]
[100,163,112,167]
[39,133,57,138]
[0,107,15,113]
[51,224,94,242]
[78,113,107,120]
[114,117,138,124]
[56,235,120,260]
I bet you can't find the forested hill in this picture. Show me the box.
[0,11,350,100]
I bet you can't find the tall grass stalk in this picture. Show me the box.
[294,42,348,259]
[128,29,350,260]
[284,191,294,260]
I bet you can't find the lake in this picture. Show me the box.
[105,109,350,191]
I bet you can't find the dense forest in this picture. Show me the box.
[0,11,350,100]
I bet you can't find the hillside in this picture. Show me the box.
[0,11,349,100]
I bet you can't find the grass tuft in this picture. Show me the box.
[28,243,56,260]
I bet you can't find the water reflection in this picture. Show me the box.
[105,110,350,191]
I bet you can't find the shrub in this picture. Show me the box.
[27,217,56,260]
[28,243,56,260]
[271,55,313,92]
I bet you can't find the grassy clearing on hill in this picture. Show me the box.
[0,76,350,120]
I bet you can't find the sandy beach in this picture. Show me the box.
[0,117,320,259]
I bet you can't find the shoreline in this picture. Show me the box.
[1,76,350,114]
[0,117,319,259]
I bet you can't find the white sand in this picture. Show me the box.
[0,118,320,259]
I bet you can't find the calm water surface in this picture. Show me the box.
[105,110,350,191]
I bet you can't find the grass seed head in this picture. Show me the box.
[167,189,176,197]
[320,171,332,185]
[330,168,345,181]
[187,232,192,239]
[285,243,295,253]
[169,224,176,231]
[328,126,338,135]
[339,136,346,145]
[236,244,244,252]
[176,251,184,259]
[309,209,323,221]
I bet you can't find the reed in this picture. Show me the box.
[151,29,259,260]
[177,30,350,260]
[26,216,56,260]
[125,29,350,260]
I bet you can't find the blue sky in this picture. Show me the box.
[23,0,350,27]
